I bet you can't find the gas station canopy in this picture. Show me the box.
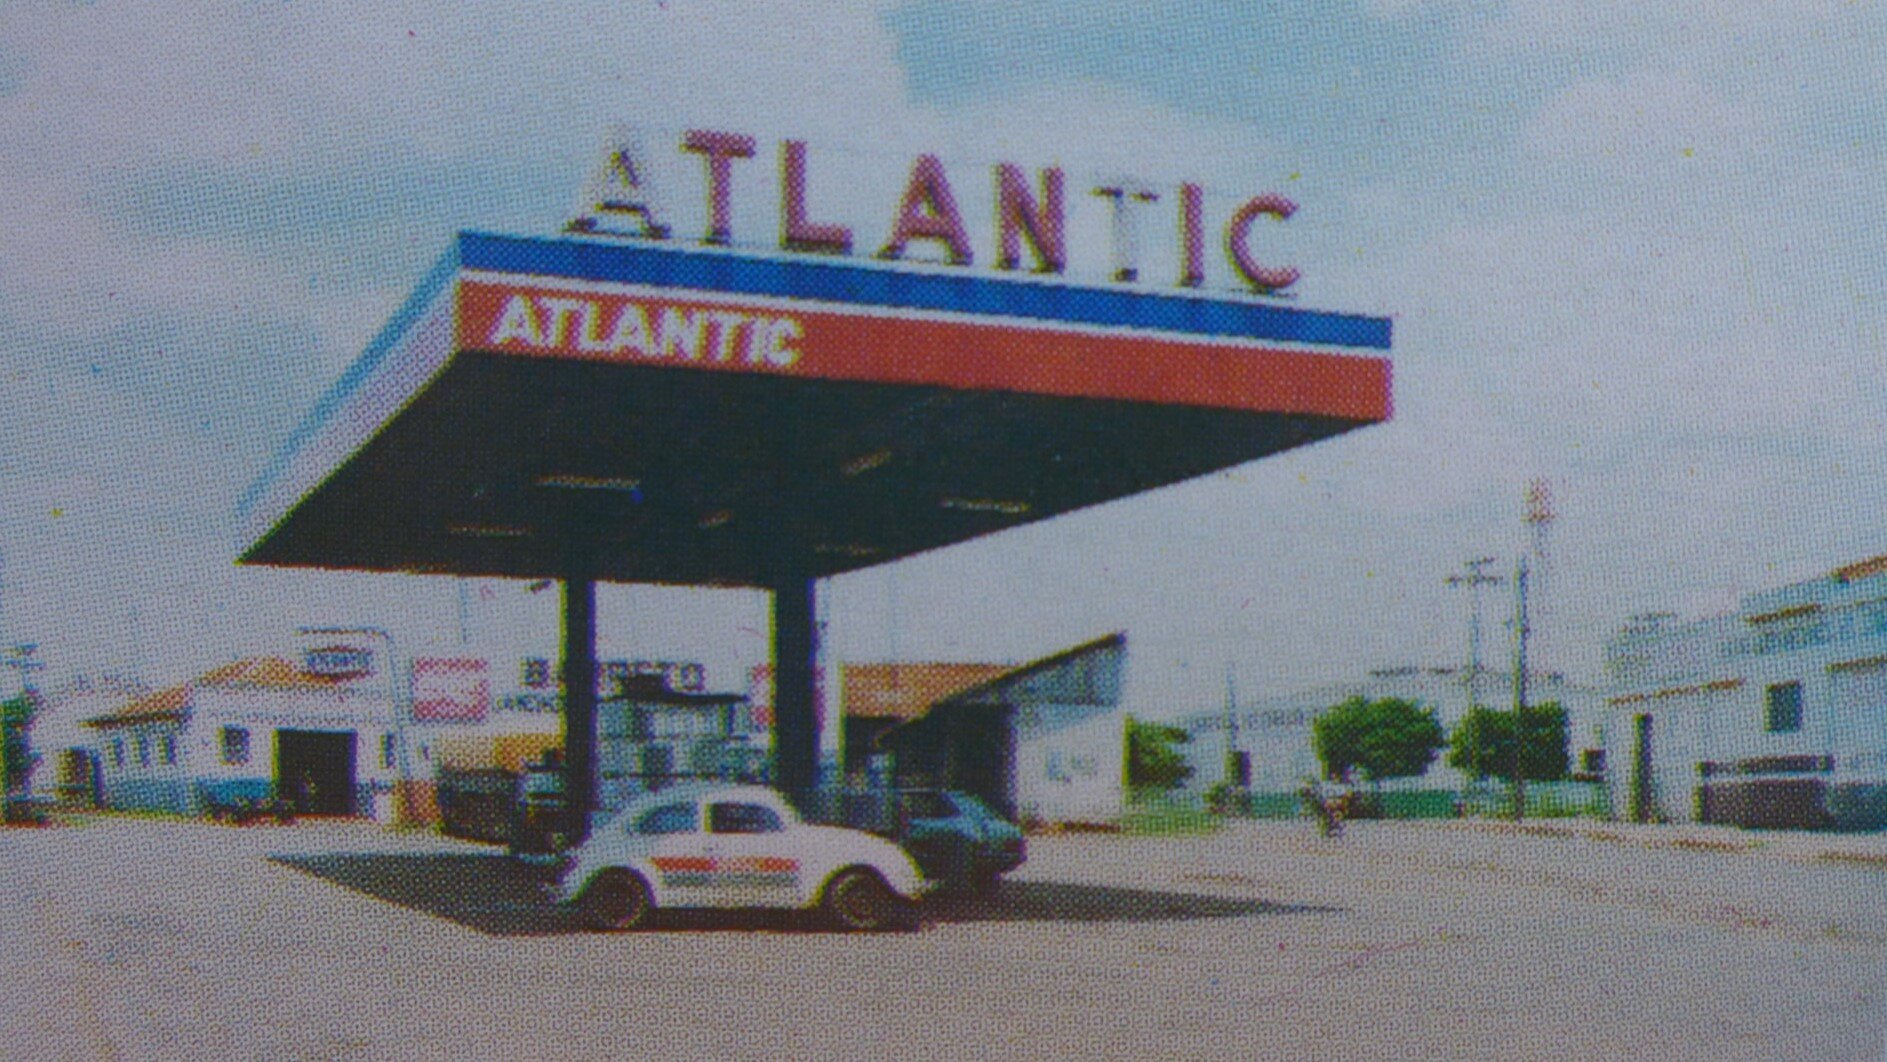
[239,232,1392,584]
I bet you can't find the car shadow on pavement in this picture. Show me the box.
[921,881,1338,925]
[270,853,1340,937]
[271,852,580,937]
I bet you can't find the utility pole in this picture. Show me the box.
[1223,665,1247,788]
[1446,558,1505,711]
[456,581,471,646]
[0,644,44,698]
[1447,557,1504,812]
[1511,559,1532,822]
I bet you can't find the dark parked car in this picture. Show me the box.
[508,761,569,870]
[894,789,1026,893]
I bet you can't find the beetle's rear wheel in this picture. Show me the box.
[822,867,910,932]
[580,869,652,931]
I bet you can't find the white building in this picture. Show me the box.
[26,675,149,805]
[86,635,412,820]
[1602,555,1887,830]
[1176,665,1607,813]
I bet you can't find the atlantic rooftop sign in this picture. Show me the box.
[568,125,1310,295]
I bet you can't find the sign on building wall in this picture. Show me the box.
[411,658,491,724]
[517,657,708,696]
[303,645,374,679]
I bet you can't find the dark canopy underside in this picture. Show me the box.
[243,351,1366,585]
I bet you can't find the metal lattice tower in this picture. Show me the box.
[1524,478,1555,676]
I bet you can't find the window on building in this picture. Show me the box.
[110,739,125,769]
[641,745,675,787]
[522,657,551,689]
[382,733,397,770]
[1765,681,1804,733]
[159,734,176,766]
[220,726,251,766]
[134,733,150,767]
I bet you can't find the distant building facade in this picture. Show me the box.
[1603,555,1887,830]
[1176,665,1607,804]
[29,675,149,807]
[79,632,760,830]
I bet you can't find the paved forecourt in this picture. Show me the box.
[2,816,1881,1060]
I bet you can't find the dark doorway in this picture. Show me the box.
[946,708,1017,821]
[1629,714,1654,824]
[59,748,101,808]
[276,729,357,816]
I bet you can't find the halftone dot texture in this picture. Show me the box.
[5,0,1887,1058]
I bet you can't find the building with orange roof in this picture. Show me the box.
[84,630,413,820]
[76,632,761,831]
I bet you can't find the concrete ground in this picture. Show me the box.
[1,814,1882,1061]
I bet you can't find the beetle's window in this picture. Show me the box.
[710,802,783,834]
[634,802,697,835]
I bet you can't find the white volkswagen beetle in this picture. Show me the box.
[551,783,926,931]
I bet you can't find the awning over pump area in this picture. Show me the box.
[237,230,1393,828]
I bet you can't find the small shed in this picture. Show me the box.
[881,634,1128,824]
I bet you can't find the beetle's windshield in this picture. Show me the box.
[634,802,697,835]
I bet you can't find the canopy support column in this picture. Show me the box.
[772,576,819,806]
[561,567,598,845]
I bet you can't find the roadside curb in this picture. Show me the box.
[1414,815,1887,866]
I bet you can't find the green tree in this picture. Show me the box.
[1447,702,1569,782]
[1,693,41,798]
[1310,696,1447,784]
[1125,716,1194,793]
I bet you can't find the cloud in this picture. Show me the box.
[1523,69,1771,180]
[0,164,375,353]
[0,4,465,167]
[1483,0,1858,55]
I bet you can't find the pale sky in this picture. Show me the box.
[2,1,1885,714]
